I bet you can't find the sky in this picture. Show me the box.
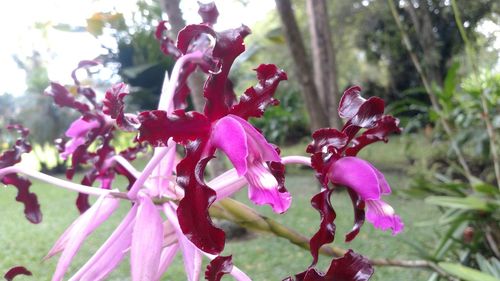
[0,0,275,96]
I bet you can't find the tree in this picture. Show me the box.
[306,0,342,128]
[275,0,330,131]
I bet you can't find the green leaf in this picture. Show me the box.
[471,178,499,195]
[476,254,500,278]
[425,196,492,211]
[443,62,460,100]
[438,262,500,281]
[428,109,440,122]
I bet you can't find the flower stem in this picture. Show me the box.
[0,166,113,197]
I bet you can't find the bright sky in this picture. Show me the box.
[0,0,275,96]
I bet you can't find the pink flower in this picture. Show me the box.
[61,117,100,160]
[328,157,404,235]
[210,114,291,213]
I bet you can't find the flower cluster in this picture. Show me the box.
[0,2,403,281]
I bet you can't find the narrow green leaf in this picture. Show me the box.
[425,196,492,211]
[443,62,460,99]
[438,262,500,281]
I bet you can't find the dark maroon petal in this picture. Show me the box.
[102,83,138,131]
[203,25,251,120]
[6,124,29,138]
[268,161,287,193]
[137,110,211,146]
[0,125,31,169]
[287,250,373,281]
[309,189,336,266]
[324,250,374,281]
[306,129,348,158]
[177,177,225,254]
[118,142,147,161]
[223,79,237,109]
[172,62,197,110]
[338,86,365,119]
[4,266,32,281]
[198,2,219,26]
[177,24,216,54]
[205,255,233,281]
[103,83,128,119]
[76,193,91,214]
[77,171,98,213]
[176,24,250,120]
[338,86,385,140]
[155,21,182,58]
[114,163,136,191]
[344,189,365,242]
[1,174,41,224]
[78,87,97,106]
[44,82,90,113]
[0,125,40,224]
[230,64,288,120]
[71,60,99,85]
[345,97,385,129]
[177,141,225,255]
[306,129,348,186]
[66,145,91,180]
[345,116,402,156]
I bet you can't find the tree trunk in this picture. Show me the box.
[159,0,185,36]
[306,0,342,128]
[404,2,442,85]
[275,0,330,131]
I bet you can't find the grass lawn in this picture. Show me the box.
[0,135,442,280]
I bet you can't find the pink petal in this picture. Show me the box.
[51,195,120,281]
[246,161,291,213]
[65,118,100,138]
[211,116,249,176]
[149,145,177,197]
[60,118,100,159]
[69,204,138,281]
[44,194,119,259]
[155,243,180,280]
[131,195,164,281]
[231,114,280,162]
[366,161,391,194]
[209,168,247,200]
[328,157,382,200]
[366,199,404,235]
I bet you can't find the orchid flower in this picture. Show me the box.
[328,157,403,235]
[210,114,291,213]
[0,3,404,281]
[60,117,100,160]
[291,86,404,278]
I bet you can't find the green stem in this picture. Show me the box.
[211,198,450,274]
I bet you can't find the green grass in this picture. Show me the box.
[0,135,441,280]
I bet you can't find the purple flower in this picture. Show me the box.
[210,114,291,213]
[328,157,403,235]
[60,117,100,160]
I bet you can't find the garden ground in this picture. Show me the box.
[0,135,443,280]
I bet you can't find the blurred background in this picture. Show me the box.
[0,0,499,280]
